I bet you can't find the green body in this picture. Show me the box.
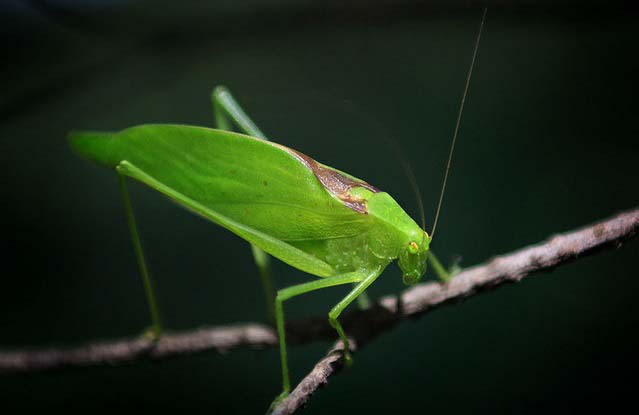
[70,9,484,410]
[69,88,436,411]
[70,124,429,280]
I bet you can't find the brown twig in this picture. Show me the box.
[1,208,637,412]
[0,324,277,373]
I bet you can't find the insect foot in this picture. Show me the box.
[266,391,289,415]
[343,351,353,367]
[448,255,463,279]
[139,326,162,342]
[331,337,355,367]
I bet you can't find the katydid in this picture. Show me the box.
[69,9,486,409]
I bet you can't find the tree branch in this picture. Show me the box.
[0,324,277,373]
[271,207,639,414]
[1,208,637,412]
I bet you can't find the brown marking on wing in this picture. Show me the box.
[268,142,380,214]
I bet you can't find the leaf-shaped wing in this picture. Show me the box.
[70,125,376,275]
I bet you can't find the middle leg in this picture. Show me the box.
[274,271,369,397]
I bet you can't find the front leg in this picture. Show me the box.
[427,250,455,282]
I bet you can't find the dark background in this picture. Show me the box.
[2,1,638,413]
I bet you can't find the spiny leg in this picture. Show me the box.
[117,172,163,338]
[211,86,275,322]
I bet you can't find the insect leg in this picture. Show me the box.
[117,171,163,338]
[328,269,383,365]
[274,272,367,397]
[212,87,377,318]
[251,245,275,323]
[211,86,266,138]
[427,250,453,282]
[211,86,275,323]
[354,284,371,309]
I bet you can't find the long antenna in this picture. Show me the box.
[400,156,426,230]
[322,97,427,230]
[431,8,487,238]
[384,138,426,230]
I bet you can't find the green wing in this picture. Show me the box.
[70,124,374,276]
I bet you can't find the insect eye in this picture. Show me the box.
[408,241,419,254]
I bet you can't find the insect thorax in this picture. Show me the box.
[290,233,391,275]
[288,192,421,275]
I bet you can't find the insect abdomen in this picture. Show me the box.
[69,131,119,168]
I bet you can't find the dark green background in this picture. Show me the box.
[2,1,638,413]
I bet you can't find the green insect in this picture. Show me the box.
[69,11,486,410]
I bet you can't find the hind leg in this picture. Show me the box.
[210,86,276,322]
[117,172,163,338]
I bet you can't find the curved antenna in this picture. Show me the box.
[391,142,426,230]
[431,8,487,238]
[318,97,427,229]
[402,157,427,230]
